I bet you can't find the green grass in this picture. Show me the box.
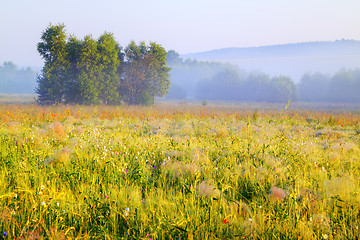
[0,104,359,239]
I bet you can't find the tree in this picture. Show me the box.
[269,76,298,102]
[36,23,68,104]
[121,41,170,105]
[195,68,244,101]
[97,32,122,104]
[244,73,271,101]
[76,35,102,104]
[147,42,171,103]
[64,35,82,103]
[121,41,147,105]
[298,72,330,102]
[166,50,181,65]
[328,68,360,103]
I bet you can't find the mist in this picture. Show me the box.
[182,40,360,83]
[166,42,360,104]
[2,40,360,104]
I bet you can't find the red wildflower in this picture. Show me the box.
[223,218,229,224]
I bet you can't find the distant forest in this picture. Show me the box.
[166,51,360,103]
[1,49,360,103]
[0,62,36,94]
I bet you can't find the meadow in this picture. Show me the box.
[0,103,359,239]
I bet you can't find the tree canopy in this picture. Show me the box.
[36,24,170,105]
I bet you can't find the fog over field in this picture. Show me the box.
[182,40,360,82]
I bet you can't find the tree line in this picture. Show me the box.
[195,69,298,102]
[298,69,360,103]
[165,50,238,99]
[0,62,36,94]
[167,51,360,103]
[36,24,170,105]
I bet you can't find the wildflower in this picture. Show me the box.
[40,185,45,190]
[84,196,87,200]
[14,194,18,199]
[41,202,46,206]
[123,208,130,216]
[91,204,95,209]
[223,218,229,224]
[105,196,108,200]
[323,234,328,239]
[56,202,60,207]
[3,232,7,236]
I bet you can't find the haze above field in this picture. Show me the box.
[1,0,359,69]
[183,40,360,82]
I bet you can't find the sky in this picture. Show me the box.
[1,0,360,68]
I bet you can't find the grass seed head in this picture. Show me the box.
[269,187,286,201]
[198,180,220,199]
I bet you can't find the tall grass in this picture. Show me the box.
[0,104,359,239]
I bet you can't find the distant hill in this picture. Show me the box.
[181,40,360,82]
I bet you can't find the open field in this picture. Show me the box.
[0,94,36,104]
[0,103,360,239]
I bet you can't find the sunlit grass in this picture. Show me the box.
[0,103,359,239]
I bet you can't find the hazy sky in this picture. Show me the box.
[1,0,359,67]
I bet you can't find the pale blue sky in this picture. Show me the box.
[1,0,359,67]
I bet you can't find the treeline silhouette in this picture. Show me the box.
[0,62,36,94]
[196,69,297,102]
[167,51,360,103]
[299,70,360,103]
